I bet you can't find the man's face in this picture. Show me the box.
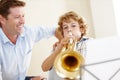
[2,6,25,35]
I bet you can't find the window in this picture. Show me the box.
[113,0,120,36]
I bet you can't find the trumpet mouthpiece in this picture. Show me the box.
[68,31,73,36]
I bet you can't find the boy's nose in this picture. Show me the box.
[68,29,72,32]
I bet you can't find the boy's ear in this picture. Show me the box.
[80,28,84,34]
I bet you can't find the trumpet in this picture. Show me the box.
[53,32,85,79]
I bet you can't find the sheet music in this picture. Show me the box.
[83,36,120,80]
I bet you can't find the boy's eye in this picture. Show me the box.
[72,25,76,27]
[63,25,68,29]
[71,24,77,27]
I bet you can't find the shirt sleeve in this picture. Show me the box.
[0,63,3,80]
[24,25,57,43]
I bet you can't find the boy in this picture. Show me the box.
[42,11,92,80]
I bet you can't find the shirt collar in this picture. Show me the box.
[0,27,25,44]
[77,36,88,43]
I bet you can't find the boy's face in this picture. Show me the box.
[62,19,81,40]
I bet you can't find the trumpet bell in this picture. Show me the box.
[54,49,84,79]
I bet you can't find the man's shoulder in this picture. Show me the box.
[0,30,3,44]
[0,36,2,52]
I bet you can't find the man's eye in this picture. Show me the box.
[15,16,20,18]
[22,15,25,18]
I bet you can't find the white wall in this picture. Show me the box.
[90,0,118,38]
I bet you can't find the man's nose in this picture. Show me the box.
[20,17,25,24]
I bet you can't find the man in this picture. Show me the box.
[0,0,58,80]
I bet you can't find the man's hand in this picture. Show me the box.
[31,76,47,80]
[55,27,63,41]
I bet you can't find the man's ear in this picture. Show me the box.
[0,15,2,21]
[0,15,5,25]
[0,15,2,25]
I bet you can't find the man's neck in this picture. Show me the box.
[2,28,18,44]
[7,35,18,44]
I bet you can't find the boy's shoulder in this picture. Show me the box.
[82,36,94,41]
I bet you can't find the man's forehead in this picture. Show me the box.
[9,7,25,15]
